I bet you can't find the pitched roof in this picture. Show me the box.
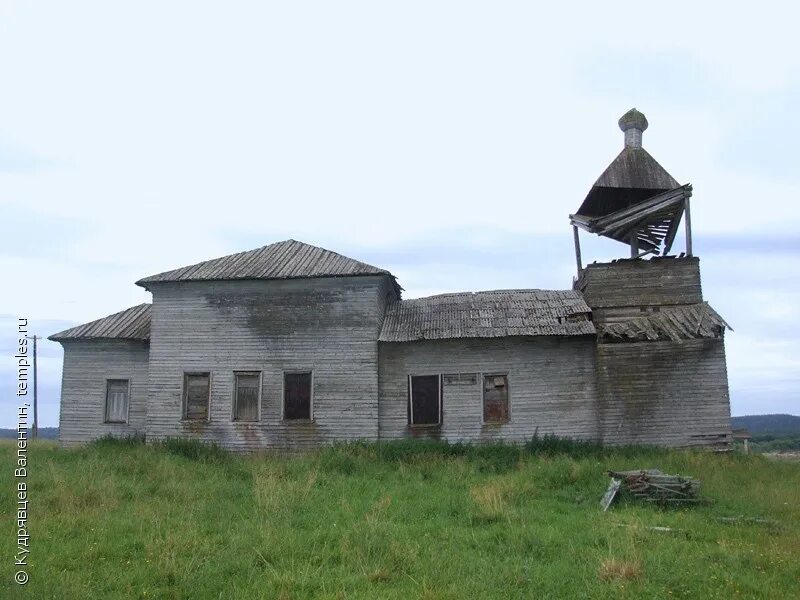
[575,109,680,221]
[593,147,679,191]
[136,240,394,287]
[598,302,731,342]
[378,290,595,342]
[49,304,151,342]
[575,147,680,218]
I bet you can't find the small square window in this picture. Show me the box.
[105,379,129,423]
[483,374,509,423]
[284,372,312,420]
[233,372,260,421]
[183,373,210,420]
[408,375,441,426]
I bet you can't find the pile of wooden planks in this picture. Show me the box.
[601,469,701,510]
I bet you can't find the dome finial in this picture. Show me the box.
[618,108,648,148]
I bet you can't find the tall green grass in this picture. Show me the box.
[2,438,798,599]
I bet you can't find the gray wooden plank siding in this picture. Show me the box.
[145,276,393,451]
[58,340,149,446]
[378,337,599,444]
[596,339,731,448]
[576,257,702,310]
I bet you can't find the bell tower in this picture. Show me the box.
[570,108,692,265]
[570,109,732,449]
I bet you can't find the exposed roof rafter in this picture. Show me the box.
[570,184,692,254]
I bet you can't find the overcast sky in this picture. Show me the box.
[1,2,798,427]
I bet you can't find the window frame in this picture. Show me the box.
[408,374,442,427]
[182,372,212,422]
[481,372,510,424]
[232,371,262,422]
[104,378,131,424]
[282,370,314,422]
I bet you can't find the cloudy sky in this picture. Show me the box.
[1,2,798,427]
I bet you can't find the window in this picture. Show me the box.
[233,372,260,421]
[483,374,509,423]
[105,379,129,423]
[284,372,312,420]
[408,375,441,426]
[183,373,210,420]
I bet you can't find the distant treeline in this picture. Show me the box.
[731,414,800,435]
[748,435,800,452]
[0,427,59,440]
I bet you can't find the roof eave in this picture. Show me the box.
[136,271,397,290]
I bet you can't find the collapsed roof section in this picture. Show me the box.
[597,302,731,343]
[572,184,692,255]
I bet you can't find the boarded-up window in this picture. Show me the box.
[233,372,260,421]
[284,372,312,420]
[483,374,509,423]
[183,373,210,420]
[105,379,129,423]
[409,375,441,426]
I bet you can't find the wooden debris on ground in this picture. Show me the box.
[602,469,701,509]
[612,523,679,533]
[717,516,777,526]
[600,478,622,511]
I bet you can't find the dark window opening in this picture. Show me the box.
[105,379,129,423]
[233,372,260,421]
[409,375,441,426]
[483,374,509,423]
[284,372,312,420]
[184,373,210,420]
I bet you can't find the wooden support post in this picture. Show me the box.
[32,335,37,439]
[572,225,582,273]
[684,197,693,256]
[630,230,639,258]
[24,334,39,439]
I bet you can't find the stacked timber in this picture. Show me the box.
[606,469,701,506]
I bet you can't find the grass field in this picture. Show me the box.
[2,438,799,599]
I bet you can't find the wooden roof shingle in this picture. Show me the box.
[49,304,151,342]
[598,302,731,342]
[136,240,394,287]
[379,289,595,342]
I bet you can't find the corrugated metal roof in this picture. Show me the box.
[49,304,151,342]
[136,239,393,287]
[379,289,596,342]
[598,302,731,342]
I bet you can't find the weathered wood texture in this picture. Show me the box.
[145,275,397,451]
[58,340,149,446]
[575,257,702,313]
[596,339,732,448]
[378,337,599,443]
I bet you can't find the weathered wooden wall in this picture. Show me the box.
[145,275,396,451]
[577,257,731,448]
[378,337,599,443]
[596,339,732,448]
[577,257,702,319]
[58,340,149,446]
